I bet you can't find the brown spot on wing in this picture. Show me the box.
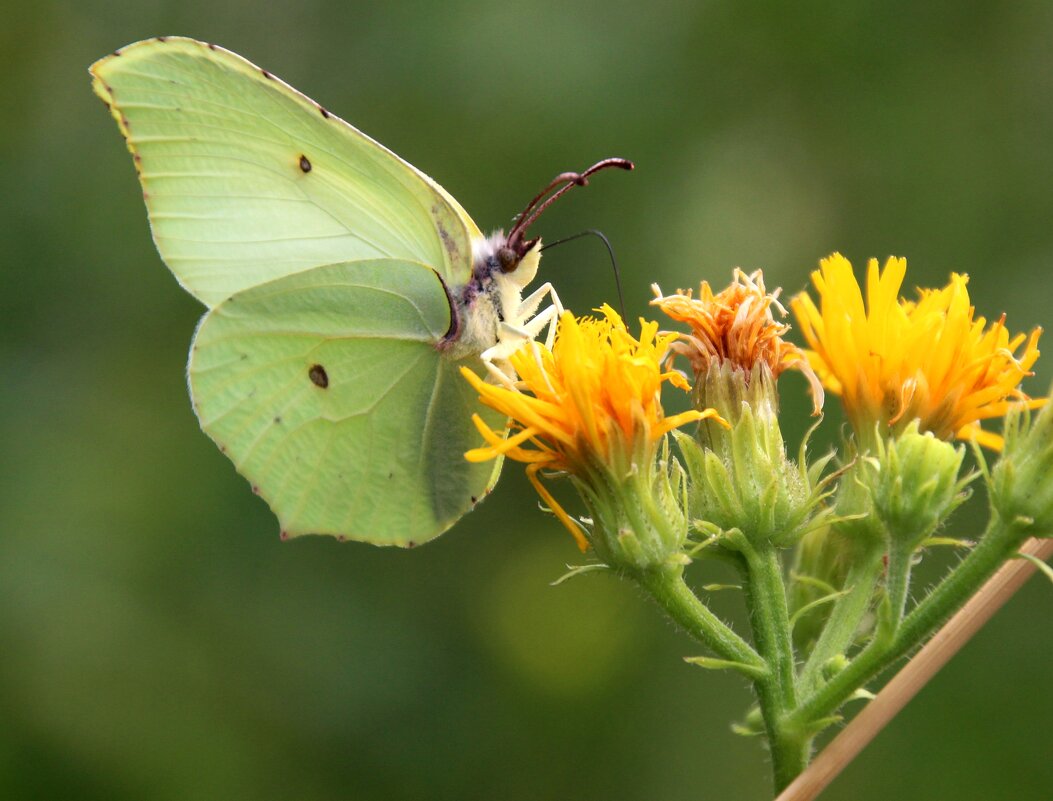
[299,154,312,173]
[308,364,329,388]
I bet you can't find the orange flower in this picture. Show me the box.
[652,269,823,412]
[791,254,1043,449]
[461,305,724,549]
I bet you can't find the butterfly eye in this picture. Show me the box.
[497,247,519,273]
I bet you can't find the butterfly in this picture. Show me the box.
[91,37,631,546]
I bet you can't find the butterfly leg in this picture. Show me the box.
[518,281,563,322]
[479,282,564,380]
[516,281,563,350]
[483,357,519,389]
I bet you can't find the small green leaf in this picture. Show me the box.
[684,655,768,680]
[789,587,851,628]
[1016,552,1053,585]
[790,572,840,596]
[550,563,609,586]
[920,536,975,549]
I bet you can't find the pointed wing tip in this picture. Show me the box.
[90,37,222,79]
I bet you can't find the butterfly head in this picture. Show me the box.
[497,157,634,277]
[452,159,633,361]
[471,232,540,289]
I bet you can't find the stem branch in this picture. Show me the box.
[798,544,884,693]
[787,515,1034,731]
[775,536,1053,801]
[633,566,764,670]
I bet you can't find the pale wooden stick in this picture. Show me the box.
[775,536,1053,801]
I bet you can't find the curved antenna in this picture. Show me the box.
[506,158,634,256]
[541,229,626,321]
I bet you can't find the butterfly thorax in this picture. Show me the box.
[442,233,542,364]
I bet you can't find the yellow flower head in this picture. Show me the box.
[651,269,824,413]
[461,305,723,549]
[791,253,1044,449]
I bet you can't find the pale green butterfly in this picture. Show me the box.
[91,37,631,546]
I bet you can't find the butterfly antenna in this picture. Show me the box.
[506,158,633,256]
[541,229,627,321]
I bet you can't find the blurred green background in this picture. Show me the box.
[3,1,1051,799]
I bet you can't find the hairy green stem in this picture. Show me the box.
[740,542,809,791]
[786,514,1032,731]
[798,544,884,694]
[878,539,914,641]
[633,566,765,671]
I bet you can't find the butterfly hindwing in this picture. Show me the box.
[189,259,503,545]
[91,37,480,308]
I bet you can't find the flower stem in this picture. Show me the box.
[739,541,809,791]
[633,565,764,670]
[786,513,1033,731]
[878,538,914,641]
[798,544,884,694]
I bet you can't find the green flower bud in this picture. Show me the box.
[991,394,1053,533]
[574,426,693,573]
[871,420,969,548]
[678,362,833,549]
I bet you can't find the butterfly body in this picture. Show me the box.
[91,37,626,545]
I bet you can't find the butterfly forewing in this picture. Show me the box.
[189,260,503,545]
[91,37,479,308]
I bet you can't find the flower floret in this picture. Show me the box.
[461,305,725,548]
[652,269,823,412]
[791,253,1043,448]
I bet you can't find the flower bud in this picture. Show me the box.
[870,420,969,548]
[991,393,1053,532]
[575,429,693,572]
[678,362,832,549]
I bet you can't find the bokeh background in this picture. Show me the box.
[3,1,1052,799]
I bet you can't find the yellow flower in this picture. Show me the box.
[651,269,824,413]
[791,253,1043,449]
[461,305,723,550]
